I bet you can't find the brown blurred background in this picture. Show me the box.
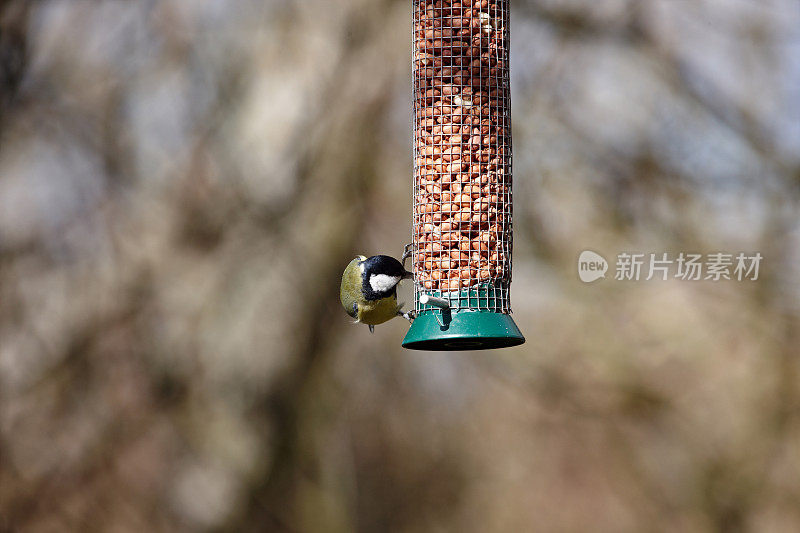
[1,0,799,531]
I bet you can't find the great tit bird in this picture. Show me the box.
[340,254,414,333]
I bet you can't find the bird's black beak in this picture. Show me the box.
[402,270,413,280]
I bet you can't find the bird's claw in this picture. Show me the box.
[399,309,416,323]
[400,243,413,268]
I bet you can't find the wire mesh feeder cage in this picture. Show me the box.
[402,0,524,350]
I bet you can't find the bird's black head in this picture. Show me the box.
[361,255,411,301]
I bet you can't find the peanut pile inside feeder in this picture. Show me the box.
[413,0,511,292]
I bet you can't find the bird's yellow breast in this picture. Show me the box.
[357,293,400,325]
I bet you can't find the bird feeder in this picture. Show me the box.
[402,0,524,350]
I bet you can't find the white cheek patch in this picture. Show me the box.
[370,274,401,293]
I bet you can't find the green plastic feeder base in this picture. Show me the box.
[402,308,525,351]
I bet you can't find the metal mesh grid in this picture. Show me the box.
[412,0,513,313]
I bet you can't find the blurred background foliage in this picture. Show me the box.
[1,0,799,531]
